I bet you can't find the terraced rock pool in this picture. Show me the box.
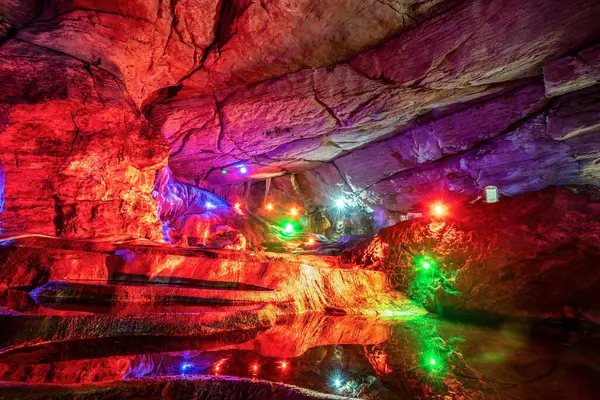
[1,313,598,399]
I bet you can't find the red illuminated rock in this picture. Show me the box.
[0,41,168,239]
[17,0,220,109]
[179,0,458,96]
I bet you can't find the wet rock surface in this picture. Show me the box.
[0,236,419,319]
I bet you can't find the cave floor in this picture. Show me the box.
[1,236,599,399]
[0,313,599,399]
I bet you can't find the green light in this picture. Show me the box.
[284,223,294,234]
[221,168,228,174]
[416,256,434,270]
[429,358,437,365]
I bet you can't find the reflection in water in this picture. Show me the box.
[1,313,599,399]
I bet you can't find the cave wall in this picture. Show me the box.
[0,40,168,239]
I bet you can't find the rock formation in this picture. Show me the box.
[342,186,600,321]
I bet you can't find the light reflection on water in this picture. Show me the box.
[1,313,599,399]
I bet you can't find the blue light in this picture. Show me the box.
[334,378,342,388]
[238,165,248,174]
[205,201,217,209]
[180,362,194,374]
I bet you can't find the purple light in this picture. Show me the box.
[205,201,217,209]
[238,165,248,174]
[0,164,4,234]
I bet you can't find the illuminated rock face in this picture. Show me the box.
[342,186,600,321]
[0,236,420,323]
[0,0,600,239]
[0,41,168,239]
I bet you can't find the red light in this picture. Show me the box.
[265,202,274,211]
[251,364,259,373]
[278,360,289,370]
[214,358,226,374]
[431,202,447,218]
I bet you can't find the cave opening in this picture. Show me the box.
[1,0,600,398]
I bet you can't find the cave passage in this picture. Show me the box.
[1,0,600,398]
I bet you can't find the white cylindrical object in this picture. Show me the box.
[485,186,499,203]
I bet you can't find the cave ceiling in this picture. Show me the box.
[2,0,600,199]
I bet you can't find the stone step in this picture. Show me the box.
[0,236,424,324]
[0,236,348,295]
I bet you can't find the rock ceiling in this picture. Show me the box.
[1,0,600,237]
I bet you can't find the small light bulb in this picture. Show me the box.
[430,358,437,365]
[334,378,342,388]
[280,361,288,369]
[205,201,216,209]
[239,166,248,174]
[422,261,431,269]
[221,168,228,174]
[290,207,299,216]
[335,198,345,208]
[306,237,316,246]
[265,202,274,211]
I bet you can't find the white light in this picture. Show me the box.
[205,201,217,209]
[335,198,346,208]
[485,185,499,203]
[334,378,342,388]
